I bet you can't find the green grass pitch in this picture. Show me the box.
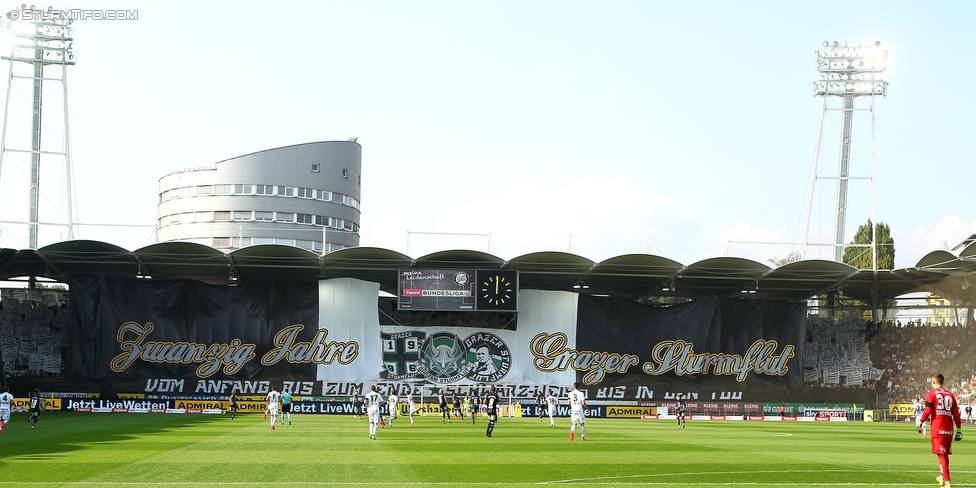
[0,411,970,487]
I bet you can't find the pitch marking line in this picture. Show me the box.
[0,484,970,487]
[542,469,974,485]
[2,471,976,486]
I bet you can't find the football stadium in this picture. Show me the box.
[1,3,975,487]
[0,246,974,486]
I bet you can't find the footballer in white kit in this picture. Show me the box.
[266,386,282,430]
[365,385,384,439]
[568,382,586,441]
[914,397,927,437]
[407,394,422,425]
[387,393,399,427]
[0,386,14,431]
[545,390,558,427]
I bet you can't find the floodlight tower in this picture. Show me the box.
[0,5,76,249]
[803,41,887,267]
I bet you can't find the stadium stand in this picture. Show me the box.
[0,288,68,378]
[803,314,884,389]
[869,321,974,404]
[4,284,972,410]
[804,315,975,406]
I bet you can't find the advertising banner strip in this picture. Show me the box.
[889,403,915,416]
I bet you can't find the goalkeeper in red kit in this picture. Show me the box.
[919,373,962,488]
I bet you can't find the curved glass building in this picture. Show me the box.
[157,140,361,253]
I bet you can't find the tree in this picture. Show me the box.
[834,219,896,325]
[842,219,895,270]
[768,251,803,268]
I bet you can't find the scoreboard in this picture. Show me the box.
[397,268,518,312]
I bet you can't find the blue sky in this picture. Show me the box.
[0,1,973,269]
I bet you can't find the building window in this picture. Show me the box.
[214,185,233,195]
[213,237,232,248]
[297,187,315,199]
[180,212,194,223]
[316,190,331,201]
[234,184,253,195]
[297,239,315,250]
[214,211,231,221]
[275,238,296,246]
[253,237,274,245]
[283,187,296,197]
[342,168,348,178]
[196,185,213,195]
[161,188,180,201]
[254,211,273,221]
[256,184,274,195]
[342,195,360,209]
[232,211,251,221]
[166,214,179,225]
[311,162,320,172]
[231,237,252,248]
[325,242,345,253]
[296,213,313,224]
[330,217,342,229]
[276,212,294,223]
[315,215,327,226]
[195,211,212,222]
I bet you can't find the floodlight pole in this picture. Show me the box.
[0,6,77,249]
[834,93,854,263]
[30,47,42,247]
[803,41,887,266]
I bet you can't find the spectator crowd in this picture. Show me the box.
[869,320,974,404]
[803,316,974,408]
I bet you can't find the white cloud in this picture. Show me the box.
[894,216,976,268]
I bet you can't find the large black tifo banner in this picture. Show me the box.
[575,295,806,399]
[67,276,318,395]
[9,277,808,402]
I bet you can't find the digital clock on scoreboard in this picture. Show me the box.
[397,268,518,312]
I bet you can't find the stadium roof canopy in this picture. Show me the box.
[2,240,976,304]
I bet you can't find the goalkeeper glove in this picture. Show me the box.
[955,430,962,441]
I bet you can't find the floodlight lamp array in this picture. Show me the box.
[1,5,75,65]
[813,40,886,97]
